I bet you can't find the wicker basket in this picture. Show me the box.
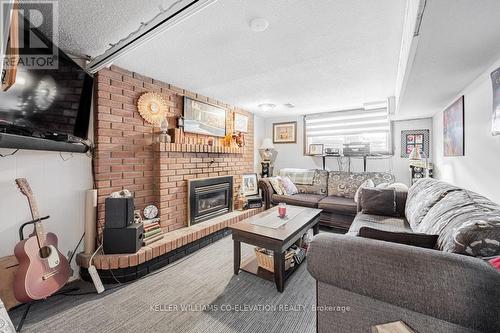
[254,247,295,272]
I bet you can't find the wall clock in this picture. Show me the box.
[143,204,158,220]
[137,92,168,126]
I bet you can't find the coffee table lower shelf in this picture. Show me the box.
[240,256,303,283]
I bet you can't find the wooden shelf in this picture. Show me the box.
[154,142,243,154]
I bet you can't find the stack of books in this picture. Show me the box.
[142,218,163,246]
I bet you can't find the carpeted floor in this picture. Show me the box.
[9,235,316,333]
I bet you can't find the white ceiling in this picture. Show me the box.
[48,0,406,118]
[397,0,500,119]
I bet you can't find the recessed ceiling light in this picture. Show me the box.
[258,103,276,112]
[249,18,269,32]
[284,103,295,108]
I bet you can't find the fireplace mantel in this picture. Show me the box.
[154,142,243,154]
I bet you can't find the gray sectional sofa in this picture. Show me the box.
[258,169,395,232]
[307,178,500,333]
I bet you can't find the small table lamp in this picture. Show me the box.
[409,146,429,178]
[258,138,277,177]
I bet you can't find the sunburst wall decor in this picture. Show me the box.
[137,92,168,126]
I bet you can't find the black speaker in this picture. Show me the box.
[103,224,144,254]
[105,197,134,229]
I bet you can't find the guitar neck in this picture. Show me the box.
[26,195,47,246]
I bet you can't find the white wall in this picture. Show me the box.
[260,115,432,185]
[253,115,265,173]
[0,150,92,275]
[433,58,500,204]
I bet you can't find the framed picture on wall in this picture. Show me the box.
[273,121,297,143]
[241,173,258,196]
[183,97,226,137]
[233,113,249,133]
[401,129,430,158]
[491,67,500,135]
[443,96,465,156]
[309,144,324,155]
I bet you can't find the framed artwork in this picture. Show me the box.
[309,144,324,155]
[491,67,500,135]
[233,113,249,133]
[443,96,465,156]
[183,97,226,137]
[273,121,297,143]
[241,173,258,196]
[400,129,430,158]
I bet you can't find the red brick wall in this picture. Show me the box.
[94,65,254,235]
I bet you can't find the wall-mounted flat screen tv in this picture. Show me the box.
[0,16,93,142]
[183,97,226,137]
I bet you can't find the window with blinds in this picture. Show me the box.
[304,108,391,155]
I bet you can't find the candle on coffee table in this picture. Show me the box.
[278,203,287,218]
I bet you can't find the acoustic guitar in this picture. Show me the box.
[13,178,70,302]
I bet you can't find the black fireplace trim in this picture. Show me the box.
[188,176,233,226]
[80,228,232,284]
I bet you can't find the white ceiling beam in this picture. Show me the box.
[394,0,427,115]
[86,0,218,74]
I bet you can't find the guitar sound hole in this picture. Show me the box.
[39,246,52,259]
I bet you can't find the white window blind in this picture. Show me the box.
[304,108,391,154]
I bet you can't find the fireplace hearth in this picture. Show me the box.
[188,176,233,225]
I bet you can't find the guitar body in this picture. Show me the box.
[14,232,70,302]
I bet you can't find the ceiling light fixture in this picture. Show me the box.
[284,103,295,108]
[249,18,269,32]
[258,103,276,112]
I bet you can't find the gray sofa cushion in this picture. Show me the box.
[271,193,326,208]
[348,213,411,236]
[405,178,461,230]
[318,196,357,216]
[327,172,395,198]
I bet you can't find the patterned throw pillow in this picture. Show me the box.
[354,179,375,203]
[279,176,298,196]
[268,176,284,195]
[451,210,500,257]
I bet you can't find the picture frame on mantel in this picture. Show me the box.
[443,96,465,156]
[183,96,226,137]
[233,112,249,133]
[273,121,297,143]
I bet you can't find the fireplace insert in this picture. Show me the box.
[188,176,233,225]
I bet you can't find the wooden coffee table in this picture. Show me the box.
[230,205,322,292]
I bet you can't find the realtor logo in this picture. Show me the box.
[1,0,59,70]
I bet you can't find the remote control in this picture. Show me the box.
[88,265,105,294]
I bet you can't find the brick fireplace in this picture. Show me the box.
[94,65,255,237]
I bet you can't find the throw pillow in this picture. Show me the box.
[489,257,500,272]
[358,227,438,249]
[376,182,390,189]
[354,179,375,203]
[279,176,299,196]
[268,176,284,195]
[452,210,500,257]
[387,182,409,192]
[360,187,397,216]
